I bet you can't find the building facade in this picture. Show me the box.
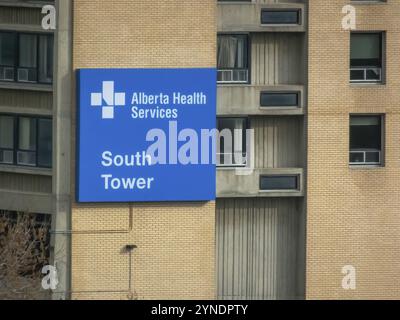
[0,0,398,300]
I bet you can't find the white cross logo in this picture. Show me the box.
[91,81,125,119]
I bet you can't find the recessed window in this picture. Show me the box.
[350,33,383,83]
[0,32,54,84]
[217,34,249,84]
[260,92,299,108]
[260,175,299,191]
[217,117,248,167]
[0,115,52,168]
[0,116,14,164]
[261,9,300,25]
[350,115,383,166]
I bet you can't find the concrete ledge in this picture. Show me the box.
[0,164,52,176]
[217,84,305,116]
[0,81,53,92]
[218,3,306,33]
[217,167,304,198]
[0,1,53,9]
[0,189,53,213]
[0,106,52,116]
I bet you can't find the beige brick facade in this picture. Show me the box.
[307,0,400,299]
[71,0,216,300]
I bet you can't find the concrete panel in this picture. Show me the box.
[252,33,305,85]
[0,189,52,214]
[218,85,304,115]
[217,168,304,198]
[252,116,304,168]
[0,89,53,112]
[0,6,42,26]
[218,3,305,33]
[0,171,52,193]
[216,197,305,300]
[51,0,73,300]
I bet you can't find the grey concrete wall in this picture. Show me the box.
[252,116,304,168]
[217,32,306,117]
[216,1,308,301]
[251,33,305,85]
[216,197,305,299]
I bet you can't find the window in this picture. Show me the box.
[18,117,37,166]
[217,34,249,83]
[0,116,14,164]
[0,115,52,168]
[217,117,248,167]
[261,9,301,25]
[350,33,383,83]
[0,32,53,84]
[260,91,300,108]
[350,115,383,166]
[260,175,299,191]
[37,118,52,167]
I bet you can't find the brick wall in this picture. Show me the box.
[307,0,400,299]
[72,0,216,300]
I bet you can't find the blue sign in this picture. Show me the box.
[77,68,216,202]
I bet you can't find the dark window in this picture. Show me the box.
[0,32,16,66]
[217,117,248,167]
[350,115,382,165]
[0,32,53,84]
[0,114,52,168]
[217,34,249,83]
[260,92,299,107]
[261,10,300,25]
[37,118,52,167]
[38,35,53,83]
[260,175,299,191]
[0,115,14,164]
[350,33,383,83]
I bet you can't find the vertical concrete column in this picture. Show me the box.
[51,0,72,300]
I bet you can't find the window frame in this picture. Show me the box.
[349,114,385,167]
[260,91,300,108]
[0,113,53,169]
[0,31,54,85]
[350,31,385,84]
[260,9,301,26]
[217,33,251,85]
[259,174,300,192]
[216,116,250,168]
